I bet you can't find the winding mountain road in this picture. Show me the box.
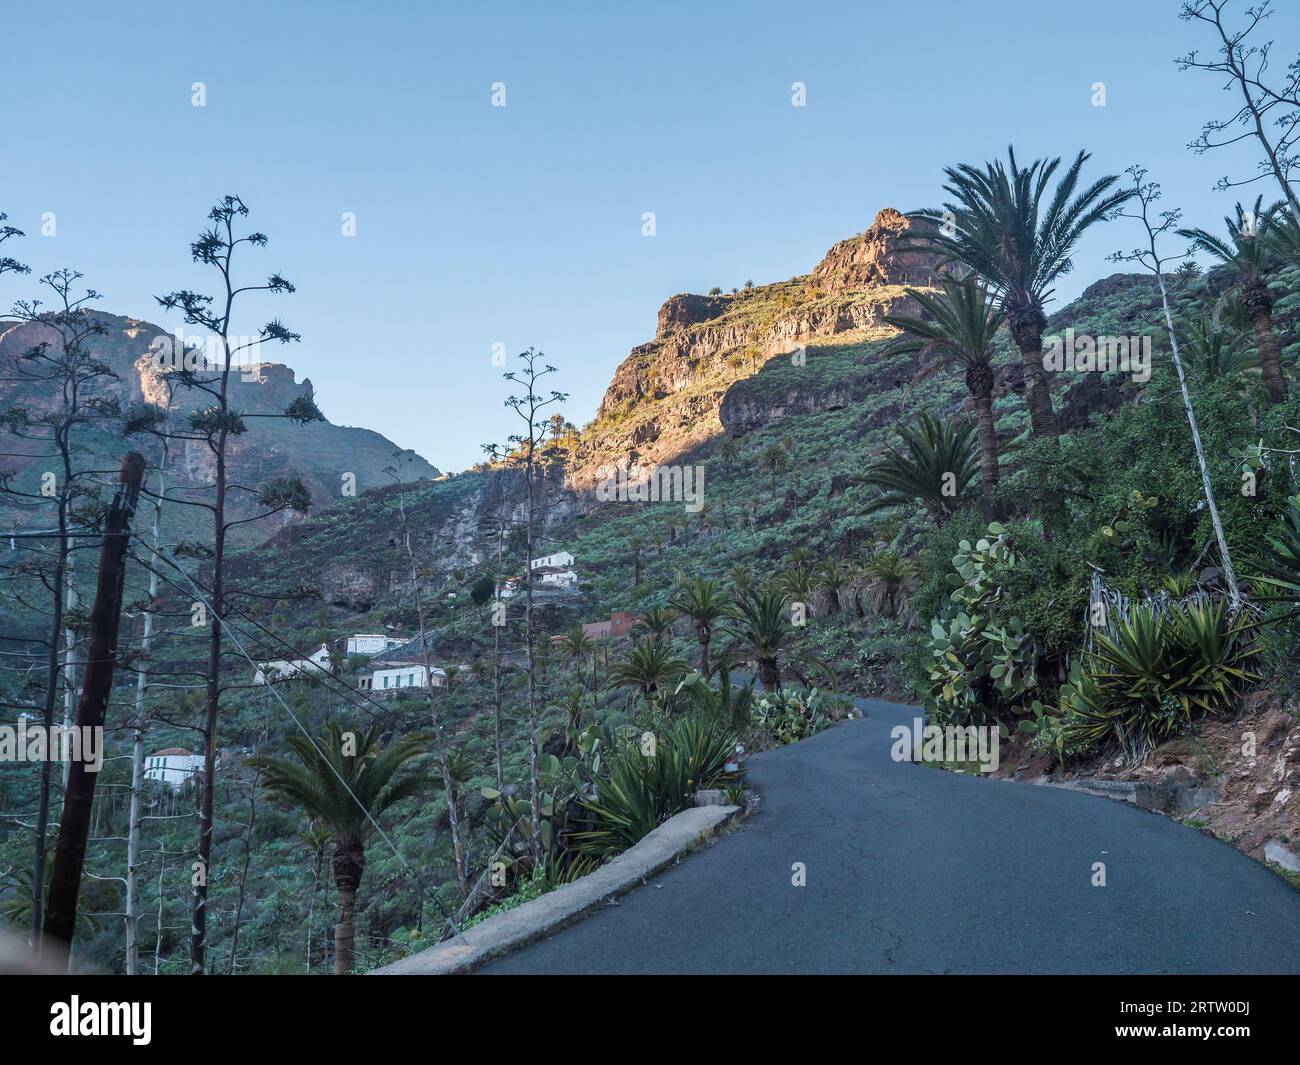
[481,695,1300,974]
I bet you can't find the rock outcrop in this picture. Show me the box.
[0,311,439,541]
[571,209,942,484]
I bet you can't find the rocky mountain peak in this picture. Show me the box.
[571,209,943,484]
[809,208,943,294]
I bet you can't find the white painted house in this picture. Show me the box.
[530,551,574,571]
[253,644,332,685]
[346,633,405,656]
[362,663,446,692]
[144,748,205,790]
[535,567,579,590]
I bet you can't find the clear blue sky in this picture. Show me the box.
[4,0,1297,471]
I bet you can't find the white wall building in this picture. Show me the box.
[144,748,205,790]
[535,568,579,590]
[363,663,446,692]
[530,551,574,571]
[253,644,332,685]
[346,633,405,656]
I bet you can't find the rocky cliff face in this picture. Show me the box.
[570,209,942,484]
[0,311,439,541]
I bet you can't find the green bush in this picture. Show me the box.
[749,687,851,745]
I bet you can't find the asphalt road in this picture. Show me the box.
[480,695,1300,974]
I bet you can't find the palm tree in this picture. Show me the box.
[669,576,729,678]
[633,604,678,642]
[727,562,755,599]
[780,564,817,617]
[251,722,425,974]
[727,584,793,691]
[557,625,600,708]
[883,275,1005,489]
[1178,198,1288,402]
[1264,201,1300,265]
[859,550,920,623]
[714,435,740,469]
[814,558,853,615]
[675,667,756,731]
[913,147,1133,436]
[760,442,792,498]
[441,664,460,693]
[1179,316,1258,383]
[627,534,644,586]
[608,639,688,704]
[862,414,978,522]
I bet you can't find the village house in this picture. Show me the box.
[345,633,406,656]
[530,551,574,571]
[362,663,446,692]
[144,748,205,790]
[533,565,579,590]
[252,644,332,685]
[582,611,638,640]
[501,551,579,598]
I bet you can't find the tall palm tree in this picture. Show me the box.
[1178,198,1288,402]
[883,275,1005,489]
[780,564,817,616]
[760,442,792,498]
[862,414,978,522]
[251,722,425,975]
[669,576,729,678]
[727,584,793,691]
[913,147,1133,436]
[627,534,644,586]
[558,625,599,707]
[633,604,678,642]
[727,562,755,599]
[441,664,460,693]
[608,639,688,704]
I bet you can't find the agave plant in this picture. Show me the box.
[862,414,978,522]
[573,714,734,858]
[1067,600,1262,760]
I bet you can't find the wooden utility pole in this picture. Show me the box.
[42,451,145,961]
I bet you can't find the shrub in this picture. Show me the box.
[749,687,851,745]
[924,522,1040,724]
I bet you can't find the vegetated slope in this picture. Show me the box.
[229,211,1241,692]
[27,212,1300,975]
